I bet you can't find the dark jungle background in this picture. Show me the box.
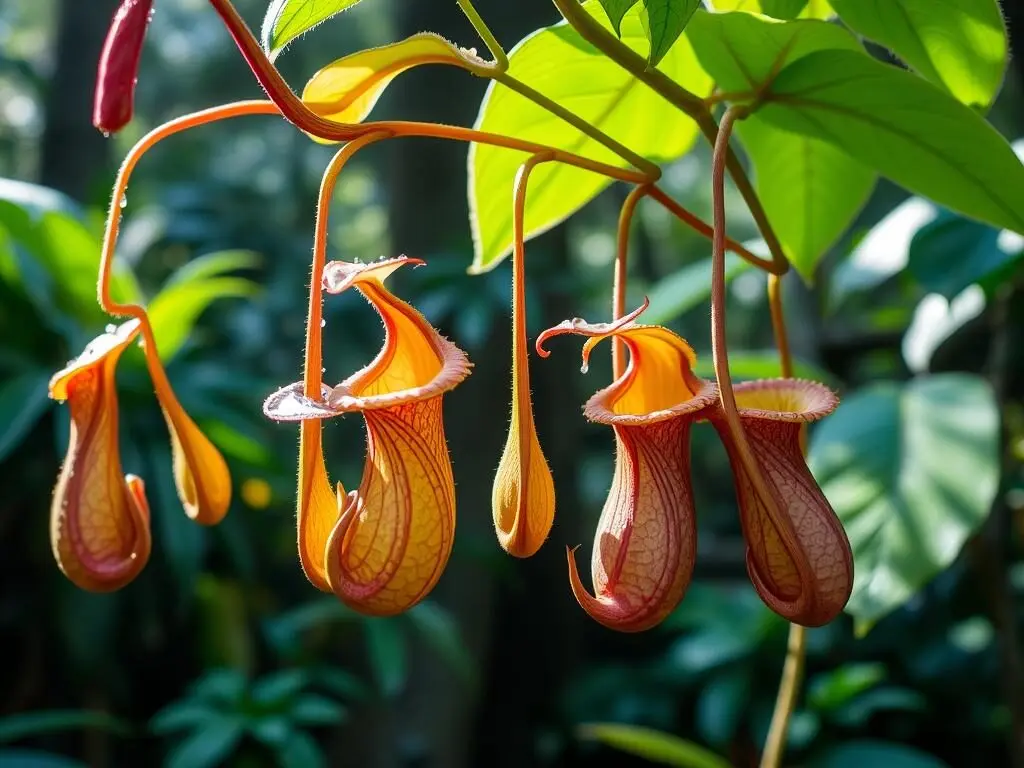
[1,1,1024,767]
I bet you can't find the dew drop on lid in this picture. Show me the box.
[320,319,326,327]
[580,361,589,374]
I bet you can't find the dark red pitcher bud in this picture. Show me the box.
[93,0,154,134]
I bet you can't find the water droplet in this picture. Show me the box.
[119,194,127,209]
[105,323,117,334]
[321,367,326,374]
[101,131,111,139]
[320,318,326,328]
[580,361,589,374]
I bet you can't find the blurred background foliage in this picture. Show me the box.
[0,1,1023,767]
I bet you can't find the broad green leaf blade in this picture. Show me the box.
[736,116,875,280]
[644,0,701,66]
[708,0,833,19]
[598,0,641,33]
[0,370,50,462]
[469,0,711,272]
[809,374,999,629]
[578,723,731,768]
[0,711,130,743]
[830,0,1006,108]
[148,277,257,361]
[290,694,347,726]
[302,34,478,140]
[686,10,859,93]
[810,740,949,768]
[262,0,365,59]
[907,212,1020,300]
[758,50,1024,236]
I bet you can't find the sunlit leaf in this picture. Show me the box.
[809,374,999,630]
[830,0,1007,108]
[736,116,875,280]
[302,34,480,137]
[262,0,365,59]
[687,10,859,94]
[707,0,834,19]
[644,0,701,66]
[807,663,886,711]
[758,50,1024,236]
[598,0,640,33]
[165,250,261,288]
[148,277,257,361]
[0,370,50,462]
[469,0,711,271]
[578,723,731,768]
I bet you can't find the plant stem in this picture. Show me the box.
[648,185,779,273]
[761,623,807,768]
[613,185,650,377]
[495,72,662,179]
[550,0,789,274]
[456,0,509,71]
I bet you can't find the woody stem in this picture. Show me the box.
[550,0,788,274]
[761,275,805,768]
[613,185,650,378]
[304,131,393,398]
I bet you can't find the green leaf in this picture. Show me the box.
[261,0,365,59]
[761,0,808,18]
[165,250,261,288]
[150,704,220,735]
[405,602,474,684]
[644,0,701,66]
[0,749,87,768]
[686,10,859,94]
[809,740,948,768]
[578,723,731,768]
[829,0,1006,108]
[598,0,640,33]
[645,252,753,324]
[709,0,834,18]
[148,277,257,361]
[0,711,130,743]
[251,670,309,706]
[290,695,346,726]
[758,50,1024,236]
[693,351,834,385]
[0,370,50,462]
[736,116,875,280]
[164,720,244,768]
[809,374,1000,629]
[807,663,885,712]
[189,669,248,706]
[469,0,711,272]
[907,212,1020,300]
[364,618,407,697]
[273,731,326,768]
